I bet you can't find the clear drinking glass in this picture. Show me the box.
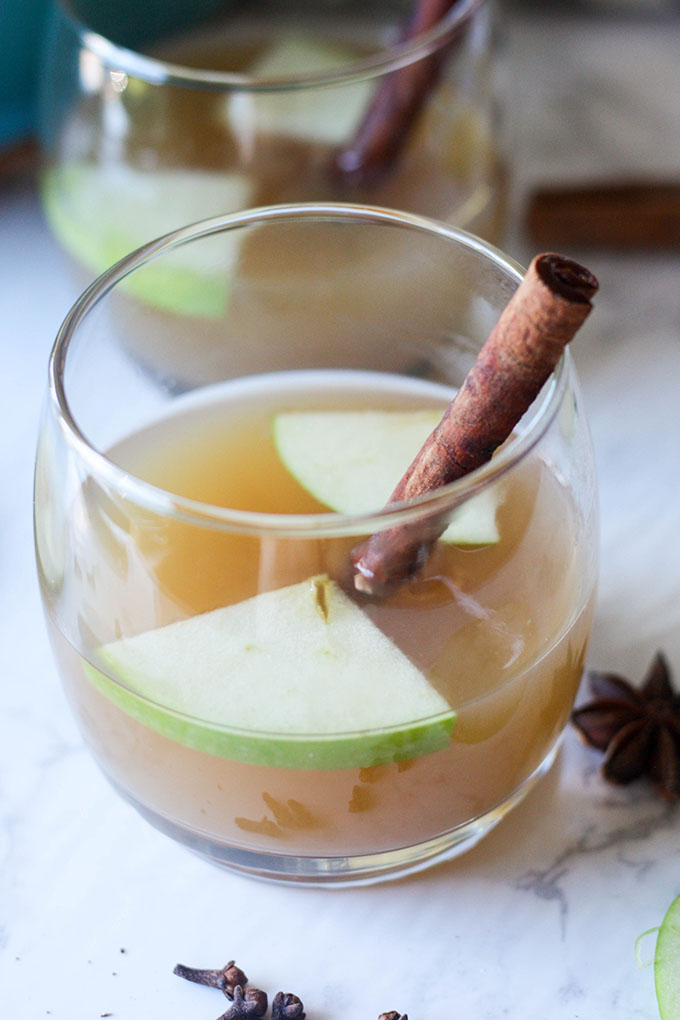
[38,0,507,290]
[35,204,597,885]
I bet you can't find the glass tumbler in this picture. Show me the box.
[35,204,597,885]
[38,0,507,289]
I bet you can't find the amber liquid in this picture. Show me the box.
[43,15,506,353]
[47,371,593,860]
[43,13,508,390]
[150,17,506,233]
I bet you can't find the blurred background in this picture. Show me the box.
[3,0,680,252]
[3,1,680,152]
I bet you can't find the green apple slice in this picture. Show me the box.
[655,894,680,1020]
[272,410,501,545]
[224,35,372,146]
[83,575,455,769]
[42,163,253,317]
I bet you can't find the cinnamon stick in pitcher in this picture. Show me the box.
[352,253,598,598]
[333,0,468,186]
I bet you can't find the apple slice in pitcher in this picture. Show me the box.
[224,35,372,147]
[42,164,253,316]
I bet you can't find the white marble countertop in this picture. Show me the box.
[2,10,680,1020]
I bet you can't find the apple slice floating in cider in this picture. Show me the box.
[84,575,455,769]
[273,410,501,546]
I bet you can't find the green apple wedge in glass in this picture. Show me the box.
[34,205,598,884]
[38,0,507,326]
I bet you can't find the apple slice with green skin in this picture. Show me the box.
[83,575,455,770]
[42,164,253,317]
[655,894,680,1020]
[272,410,501,546]
[225,35,373,147]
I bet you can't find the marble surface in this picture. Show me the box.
[2,10,680,1019]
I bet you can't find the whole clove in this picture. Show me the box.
[271,991,306,1019]
[173,959,304,1018]
[173,960,248,998]
[217,985,268,1019]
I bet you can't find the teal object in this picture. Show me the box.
[1,0,231,146]
[66,0,233,52]
[0,0,51,144]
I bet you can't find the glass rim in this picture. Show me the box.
[48,201,569,540]
[55,0,486,91]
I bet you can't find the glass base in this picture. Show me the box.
[113,745,559,886]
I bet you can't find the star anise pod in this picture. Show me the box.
[571,652,680,800]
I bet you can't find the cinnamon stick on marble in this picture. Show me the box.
[352,253,598,599]
[333,0,467,186]
[527,180,680,249]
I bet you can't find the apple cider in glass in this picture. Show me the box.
[35,207,598,883]
[40,0,507,297]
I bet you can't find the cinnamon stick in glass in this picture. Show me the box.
[333,0,468,186]
[352,253,598,598]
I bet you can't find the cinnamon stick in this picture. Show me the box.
[527,180,680,249]
[352,253,598,598]
[332,0,468,186]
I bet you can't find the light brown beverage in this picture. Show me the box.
[151,17,507,233]
[41,10,507,312]
[46,371,594,870]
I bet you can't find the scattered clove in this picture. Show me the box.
[271,991,306,1019]
[217,984,268,1019]
[174,960,248,998]
[173,959,304,1018]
